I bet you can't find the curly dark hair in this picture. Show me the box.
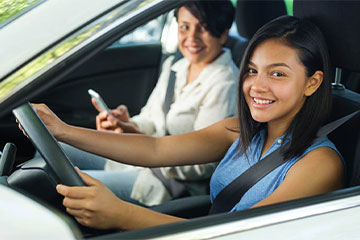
[174,0,235,38]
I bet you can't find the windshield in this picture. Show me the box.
[0,0,44,28]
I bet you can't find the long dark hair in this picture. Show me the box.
[238,15,332,160]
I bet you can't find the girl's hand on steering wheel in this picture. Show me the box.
[56,168,125,229]
[32,103,69,141]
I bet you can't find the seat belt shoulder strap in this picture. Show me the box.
[209,110,360,215]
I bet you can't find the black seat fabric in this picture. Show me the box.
[236,0,287,40]
[294,1,360,73]
[150,195,211,218]
[223,35,247,66]
[294,1,360,186]
[329,90,360,186]
[344,72,360,94]
[227,0,287,66]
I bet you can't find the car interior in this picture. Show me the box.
[0,0,360,238]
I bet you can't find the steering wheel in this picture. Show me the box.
[12,102,85,186]
[0,143,17,176]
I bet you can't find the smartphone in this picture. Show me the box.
[88,89,112,116]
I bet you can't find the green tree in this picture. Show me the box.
[0,0,41,26]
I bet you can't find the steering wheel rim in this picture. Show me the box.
[12,102,85,186]
[0,142,17,176]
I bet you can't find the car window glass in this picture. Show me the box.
[284,0,294,15]
[113,14,167,45]
[0,0,45,29]
[110,11,178,56]
[0,0,157,103]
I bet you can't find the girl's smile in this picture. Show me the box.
[251,97,276,109]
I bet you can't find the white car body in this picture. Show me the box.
[0,0,359,239]
[0,185,78,239]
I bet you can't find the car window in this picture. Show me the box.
[284,0,294,15]
[0,0,156,104]
[110,11,178,56]
[0,0,45,28]
[112,14,167,45]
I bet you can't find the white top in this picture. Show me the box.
[131,48,239,137]
[106,49,239,206]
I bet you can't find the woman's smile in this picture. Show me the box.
[185,45,204,54]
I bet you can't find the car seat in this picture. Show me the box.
[294,1,360,187]
[228,0,287,65]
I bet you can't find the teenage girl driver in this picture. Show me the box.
[29,15,344,230]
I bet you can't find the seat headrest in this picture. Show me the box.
[294,1,360,72]
[235,0,287,39]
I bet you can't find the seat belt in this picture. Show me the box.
[163,51,182,135]
[152,60,189,199]
[162,69,176,123]
[151,167,189,199]
[209,110,360,215]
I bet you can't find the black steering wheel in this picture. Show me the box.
[0,143,17,176]
[12,102,85,186]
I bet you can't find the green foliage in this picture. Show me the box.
[231,0,237,7]
[284,0,293,15]
[0,0,41,26]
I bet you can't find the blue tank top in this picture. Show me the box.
[210,130,343,212]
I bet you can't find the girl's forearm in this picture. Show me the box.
[59,124,159,167]
[115,200,186,231]
[57,118,235,168]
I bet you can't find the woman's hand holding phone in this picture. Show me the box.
[89,91,140,134]
[94,107,125,133]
